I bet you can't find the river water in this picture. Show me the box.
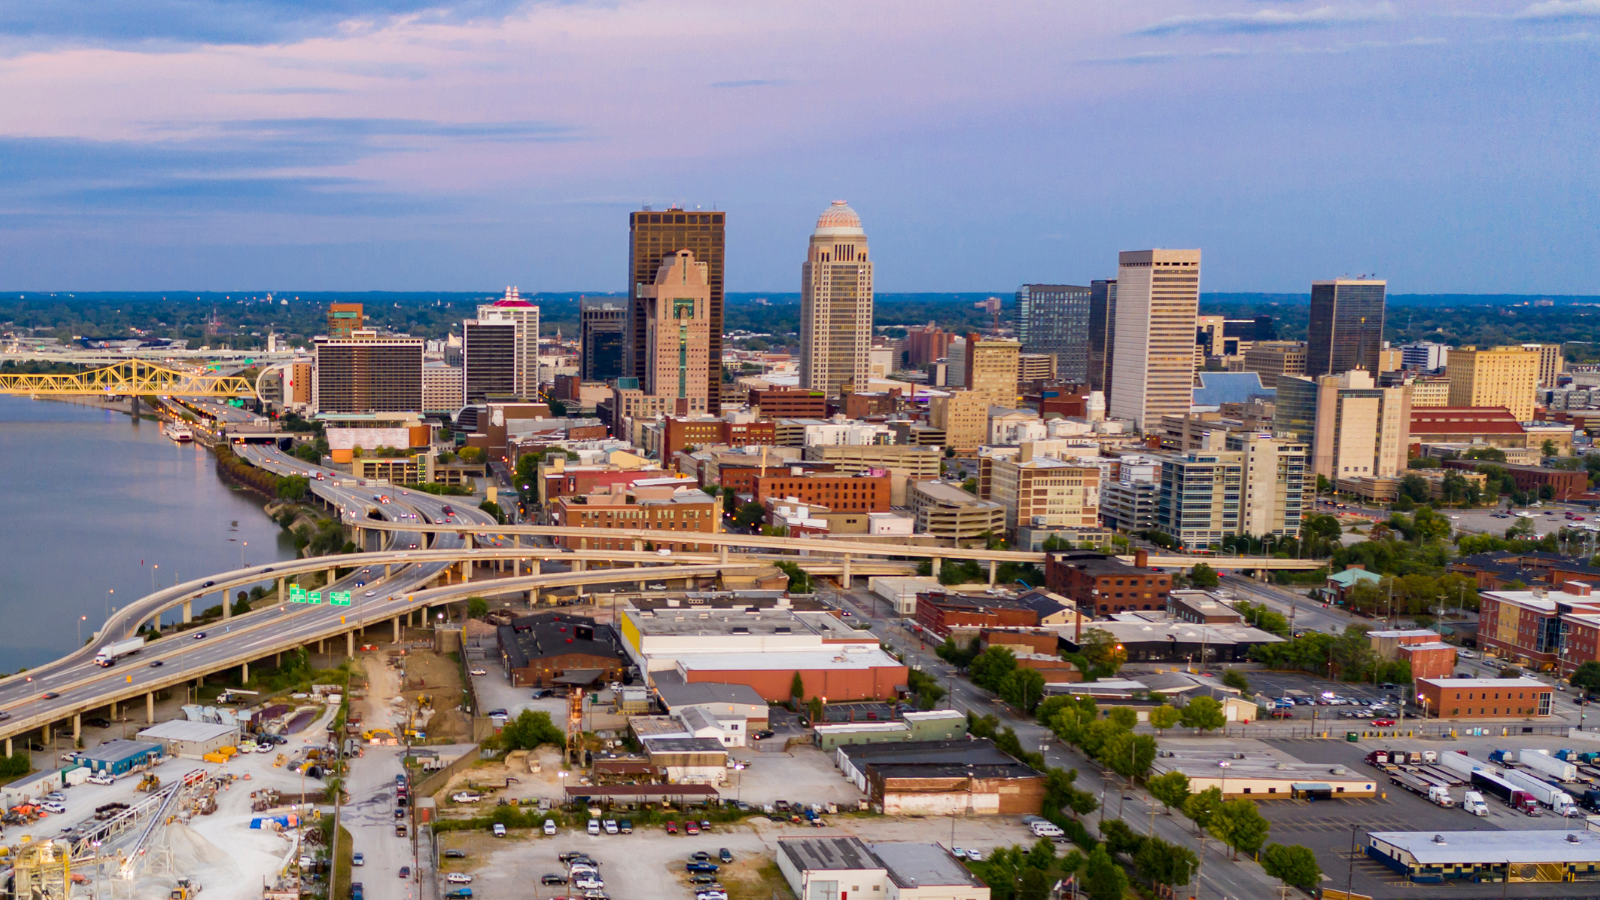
[0,396,295,671]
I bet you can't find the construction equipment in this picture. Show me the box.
[171,877,203,900]
[137,773,162,793]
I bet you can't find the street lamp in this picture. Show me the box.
[151,564,158,591]
[77,615,87,646]
[106,588,114,624]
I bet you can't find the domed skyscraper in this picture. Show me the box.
[800,201,874,396]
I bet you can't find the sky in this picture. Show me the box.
[0,1,1595,294]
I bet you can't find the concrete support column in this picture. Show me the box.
[43,724,51,743]
[183,600,193,624]
[326,568,335,588]
[147,692,155,724]
[346,632,354,658]
[719,545,729,565]
[527,588,538,607]
[278,577,286,605]
[634,539,643,553]
[574,559,585,573]
[385,564,392,578]
[988,559,997,586]
[931,557,942,579]
[318,639,325,654]
[241,662,249,683]
[73,714,81,741]
[393,617,401,643]
[5,738,11,757]
[462,560,472,583]
[842,555,853,590]
[220,589,231,620]
[465,532,474,550]
[109,701,117,720]
[275,652,281,666]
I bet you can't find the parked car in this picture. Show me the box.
[399,867,411,880]
[719,849,733,864]
[542,875,568,886]
[352,853,365,867]
[753,730,776,740]
[587,819,601,836]
[446,874,474,884]
[603,820,619,834]
[445,891,473,900]
[444,850,467,859]
[492,823,506,837]
[1372,719,1396,727]
[691,852,712,862]
[685,821,701,835]
[470,668,487,676]
[544,819,558,835]
[686,863,719,874]
[86,717,112,728]
[40,802,66,814]
[559,852,589,863]
[666,821,678,834]
[619,819,633,834]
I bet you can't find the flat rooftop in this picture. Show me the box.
[1370,830,1600,865]
[870,843,986,889]
[779,836,883,873]
[672,647,904,672]
[1417,677,1550,689]
[626,607,857,638]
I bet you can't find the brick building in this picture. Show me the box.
[749,388,828,419]
[752,472,891,512]
[550,483,719,552]
[1045,549,1172,615]
[1441,459,1587,501]
[914,592,1039,638]
[661,417,778,461]
[1476,582,1600,675]
[1449,550,1600,591]
[496,612,627,688]
[1367,628,1457,681]
[840,389,901,419]
[1415,677,1553,719]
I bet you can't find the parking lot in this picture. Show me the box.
[1245,671,1409,722]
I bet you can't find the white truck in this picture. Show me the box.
[1500,768,1579,815]
[1519,750,1578,783]
[93,637,146,667]
[1021,815,1064,838]
[1461,791,1489,816]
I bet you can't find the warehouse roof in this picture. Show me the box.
[654,680,768,710]
[497,612,622,670]
[1072,620,1283,647]
[870,842,986,889]
[79,740,161,764]
[869,763,1040,780]
[1370,830,1600,865]
[136,720,238,742]
[840,738,1016,768]
[1417,677,1550,689]
[671,647,902,672]
[626,607,856,638]
[641,737,726,754]
[778,836,883,873]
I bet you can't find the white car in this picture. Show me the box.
[470,668,487,677]
[587,819,600,835]
[493,823,507,837]
[40,802,66,814]
[365,590,376,597]
[544,819,557,835]
[603,819,619,834]
[446,874,474,885]
[965,849,982,861]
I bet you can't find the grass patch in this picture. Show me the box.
[719,857,796,900]
[330,824,354,900]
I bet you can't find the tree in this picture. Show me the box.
[969,646,1018,692]
[276,475,309,502]
[1043,766,1098,817]
[1083,846,1127,900]
[1135,837,1198,890]
[1018,868,1050,900]
[775,561,813,594]
[1180,696,1226,733]
[1221,668,1251,693]
[937,636,980,669]
[1147,770,1191,814]
[1100,731,1157,784]
[1148,704,1181,734]
[1209,798,1272,860]
[466,597,489,619]
[999,668,1047,715]
[1105,706,1138,731]
[1183,787,1223,832]
[499,709,564,750]
[1261,843,1323,889]
[1543,439,1559,458]
[730,501,765,529]
[1540,484,1556,501]
[790,671,806,701]
[808,695,824,723]
[1571,661,1600,695]
[1189,562,1220,588]
[1078,628,1127,675]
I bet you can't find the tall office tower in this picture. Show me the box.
[1447,345,1540,421]
[1087,279,1117,395]
[462,319,517,403]
[1194,315,1226,366]
[640,249,712,415]
[1242,341,1308,389]
[476,287,540,399]
[945,337,967,387]
[1521,343,1564,389]
[312,333,422,413]
[965,334,1022,405]
[1015,284,1091,382]
[327,302,363,339]
[1309,370,1412,481]
[579,299,627,381]
[628,207,725,409]
[1306,278,1386,377]
[905,323,953,369]
[800,201,874,396]
[1108,250,1201,431]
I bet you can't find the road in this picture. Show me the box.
[345,746,416,900]
[824,587,1284,900]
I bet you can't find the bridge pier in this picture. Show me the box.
[43,723,51,743]
[385,564,392,578]
[634,539,643,553]
[241,662,249,683]
[842,555,853,590]
[183,600,193,624]
[147,692,155,724]
[719,545,729,565]
[346,632,354,658]
[931,557,942,579]
[109,700,116,720]
[461,560,472,583]
[464,532,474,550]
[5,738,10,757]
[988,559,997,586]
[573,559,585,573]
[326,568,334,588]
[393,617,401,643]
[73,714,80,742]
[527,588,538,607]
[278,577,286,605]
[220,589,231,620]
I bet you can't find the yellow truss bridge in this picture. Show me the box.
[0,360,257,397]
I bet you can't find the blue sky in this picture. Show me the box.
[0,1,1595,293]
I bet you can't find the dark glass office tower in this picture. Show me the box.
[463,320,517,402]
[1016,284,1091,383]
[579,299,627,381]
[1307,279,1386,377]
[1086,279,1117,395]
[628,208,725,409]
[1272,375,1318,444]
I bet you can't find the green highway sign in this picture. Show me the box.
[308,591,323,605]
[330,591,352,607]
[289,586,307,603]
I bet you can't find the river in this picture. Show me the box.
[0,395,296,671]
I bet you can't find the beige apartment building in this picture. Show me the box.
[1242,341,1307,389]
[1234,432,1313,540]
[1017,353,1057,386]
[1310,370,1411,481]
[1109,249,1201,431]
[965,337,1021,405]
[1409,376,1450,408]
[1155,430,1310,548]
[1522,343,1564,389]
[987,451,1100,536]
[930,390,990,452]
[1447,346,1539,421]
[1195,315,1226,367]
[910,480,1007,543]
[640,249,713,415]
[800,201,874,396]
[801,444,943,480]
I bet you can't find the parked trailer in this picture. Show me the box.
[1499,768,1579,815]
[1417,766,1466,787]
[1438,751,1490,780]
[1365,749,1439,767]
[1469,770,1539,815]
[1520,750,1578,782]
[1390,772,1455,806]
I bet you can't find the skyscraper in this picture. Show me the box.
[579,299,627,381]
[800,201,873,396]
[463,319,517,403]
[1447,345,1540,421]
[964,334,1022,406]
[313,333,422,413]
[1087,279,1117,395]
[1108,250,1201,431]
[640,249,712,415]
[628,208,725,409]
[476,287,540,399]
[327,302,363,339]
[1306,278,1386,377]
[1016,284,1091,382]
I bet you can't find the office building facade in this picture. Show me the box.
[640,249,713,416]
[1086,279,1116,395]
[421,363,464,413]
[1447,346,1540,421]
[800,201,874,396]
[1242,341,1307,389]
[1311,370,1411,481]
[579,299,627,381]
[905,324,954,370]
[313,334,423,414]
[1400,341,1449,371]
[1522,343,1564,389]
[327,302,363,339]
[1109,250,1201,431]
[476,287,540,399]
[1016,284,1091,383]
[463,320,518,403]
[629,208,725,409]
[1155,431,1309,548]
[965,336,1021,406]
[1306,278,1386,377]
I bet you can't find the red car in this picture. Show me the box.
[1372,718,1395,726]
[685,822,701,835]
[665,821,678,834]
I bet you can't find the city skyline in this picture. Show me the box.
[0,2,1594,293]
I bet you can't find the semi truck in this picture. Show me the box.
[1461,791,1489,816]
[1499,768,1580,815]
[1488,749,1520,768]
[1518,750,1578,782]
[94,637,146,667]
[1469,770,1541,815]
[1365,749,1438,767]
[1389,772,1455,806]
